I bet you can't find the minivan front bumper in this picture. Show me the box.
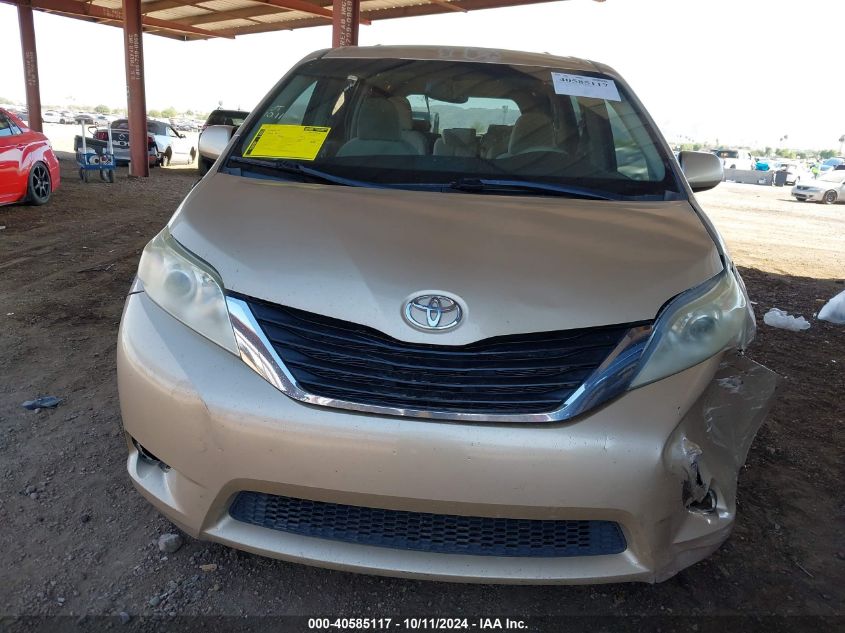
[117,291,776,584]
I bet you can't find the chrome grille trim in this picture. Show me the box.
[226,296,652,423]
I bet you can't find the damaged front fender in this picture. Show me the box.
[655,352,777,581]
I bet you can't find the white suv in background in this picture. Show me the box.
[713,148,754,170]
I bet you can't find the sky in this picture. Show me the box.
[1,0,843,150]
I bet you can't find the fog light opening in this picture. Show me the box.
[687,489,717,514]
[132,438,171,472]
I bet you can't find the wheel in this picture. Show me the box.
[79,167,85,181]
[101,169,115,183]
[822,190,837,204]
[190,147,196,164]
[59,118,65,125]
[83,169,90,183]
[27,162,52,205]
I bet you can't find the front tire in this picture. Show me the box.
[823,190,837,205]
[28,162,52,205]
[199,156,213,175]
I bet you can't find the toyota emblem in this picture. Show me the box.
[404,294,463,331]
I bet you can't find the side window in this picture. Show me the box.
[167,127,179,138]
[0,115,13,137]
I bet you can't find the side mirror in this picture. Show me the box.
[198,125,235,162]
[678,150,723,192]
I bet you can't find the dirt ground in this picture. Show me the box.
[0,156,843,631]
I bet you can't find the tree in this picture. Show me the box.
[819,149,837,159]
[161,106,178,119]
[0,96,13,104]
[94,104,111,114]
[148,109,162,118]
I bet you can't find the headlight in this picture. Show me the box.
[630,268,754,388]
[137,230,238,355]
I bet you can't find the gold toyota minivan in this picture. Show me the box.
[117,46,776,584]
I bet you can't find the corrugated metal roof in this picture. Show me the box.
[21,0,560,41]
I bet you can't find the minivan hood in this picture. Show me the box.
[169,173,722,345]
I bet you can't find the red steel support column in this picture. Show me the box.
[122,0,149,177]
[17,6,42,133]
[332,0,359,47]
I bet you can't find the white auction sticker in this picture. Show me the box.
[551,72,621,101]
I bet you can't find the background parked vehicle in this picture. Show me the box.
[780,162,810,186]
[74,112,95,124]
[0,108,60,206]
[791,170,845,203]
[94,121,159,167]
[819,157,845,173]
[713,148,754,170]
[198,108,249,173]
[201,108,250,132]
[41,110,62,124]
[103,118,195,166]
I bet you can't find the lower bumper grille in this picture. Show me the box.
[229,491,626,558]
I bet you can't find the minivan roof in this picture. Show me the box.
[321,45,608,75]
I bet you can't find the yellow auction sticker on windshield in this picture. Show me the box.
[243,124,331,161]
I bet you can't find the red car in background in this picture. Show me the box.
[0,108,60,206]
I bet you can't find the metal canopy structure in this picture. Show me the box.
[4,0,558,41]
[4,0,575,177]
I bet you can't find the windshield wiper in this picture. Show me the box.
[448,178,616,201]
[228,156,374,187]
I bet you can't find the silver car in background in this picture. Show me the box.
[792,170,845,203]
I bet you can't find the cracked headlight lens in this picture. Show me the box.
[137,230,238,355]
[630,268,754,388]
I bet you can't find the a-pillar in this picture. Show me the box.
[17,6,42,133]
[332,0,360,47]
[122,0,150,177]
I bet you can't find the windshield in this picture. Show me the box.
[228,58,679,199]
[715,150,740,159]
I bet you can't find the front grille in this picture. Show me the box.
[242,296,638,414]
[229,492,626,558]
